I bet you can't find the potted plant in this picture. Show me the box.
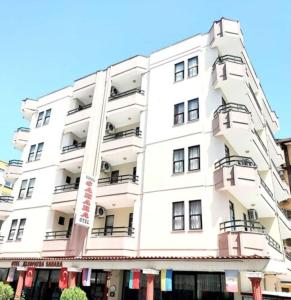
[0,282,14,300]
[60,287,87,300]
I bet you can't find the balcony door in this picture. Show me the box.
[128,213,133,236]
[229,201,235,230]
[110,170,119,184]
[104,215,114,236]
[66,218,73,238]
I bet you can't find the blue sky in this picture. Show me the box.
[0,1,290,162]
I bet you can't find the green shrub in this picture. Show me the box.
[60,287,87,300]
[0,282,14,300]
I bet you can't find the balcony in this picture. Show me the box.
[218,220,282,258]
[0,196,13,220]
[5,160,23,182]
[59,142,85,173]
[13,127,30,150]
[85,226,136,256]
[21,98,37,119]
[267,129,285,167]
[52,184,78,213]
[272,166,290,202]
[214,156,259,205]
[42,230,71,257]
[210,18,243,56]
[278,209,291,240]
[65,103,92,127]
[97,175,139,208]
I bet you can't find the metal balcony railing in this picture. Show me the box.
[259,177,274,199]
[45,230,71,240]
[266,234,281,253]
[253,130,268,153]
[220,220,265,233]
[215,156,257,169]
[109,88,144,101]
[67,103,92,116]
[213,102,249,118]
[8,160,23,167]
[62,142,86,153]
[16,127,30,132]
[91,226,134,237]
[212,55,244,70]
[103,129,142,142]
[98,174,138,185]
[0,196,14,203]
[54,183,79,193]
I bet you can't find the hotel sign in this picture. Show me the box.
[11,260,62,268]
[74,173,96,228]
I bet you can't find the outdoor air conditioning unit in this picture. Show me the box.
[106,122,116,134]
[247,209,258,221]
[101,161,111,173]
[95,206,106,218]
[110,86,119,96]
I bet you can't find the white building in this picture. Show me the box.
[1,18,290,300]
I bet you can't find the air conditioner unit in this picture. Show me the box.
[95,206,106,218]
[110,86,119,96]
[101,161,111,173]
[247,209,258,221]
[106,122,116,134]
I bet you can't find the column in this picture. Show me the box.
[68,272,77,288]
[14,271,25,300]
[249,277,263,300]
[146,274,154,300]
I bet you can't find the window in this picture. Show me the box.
[36,111,44,128]
[174,103,184,125]
[16,219,26,240]
[35,143,44,160]
[188,146,200,171]
[175,62,184,82]
[58,217,65,225]
[188,56,198,77]
[173,149,184,174]
[189,200,202,230]
[188,99,199,121]
[172,202,184,230]
[18,180,28,199]
[43,109,51,126]
[28,145,36,162]
[8,220,18,241]
[26,178,35,198]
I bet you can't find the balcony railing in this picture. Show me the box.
[213,102,249,119]
[98,174,138,185]
[109,88,144,101]
[212,55,244,70]
[67,103,92,116]
[8,160,23,167]
[16,127,30,133]
[103,129,142,142]
[266,234,281,253]
[0,196,14,203]
[214,156,257,170]
[220,220,265,233]
[62,142,86,153]
[253,130,268,153]
[54,183,79,193]
[280,208,291,220]
[45,230,71,240]
[91,226,134,237]
[260,177,274,199]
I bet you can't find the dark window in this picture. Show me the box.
[110,170,119,184]
[175,62,184,82]
[58,217,65,226]
[188,99,199,121]
[36,112,44,128]
[230,201,235,230]
[26,178,35,198]
[65,176,71,184]
[18,180,28,199]
[188,146,200,171]
[174,103,184,125]
[128,213,133,236]
[172,202,184,230]
[189,200,202,230]
[173,149,184,174]
[43,109,51,126]
[104,215,114,236]
[75,177,80,189]
[8,219,18,241]
[188,56,198,77]
[35,142,44,160]
[28,145,36,162]
[16,219,26,240]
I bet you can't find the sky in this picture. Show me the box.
[0,0,290,162]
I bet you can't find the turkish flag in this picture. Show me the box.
[59,268,69,289]
[24,267,35,288]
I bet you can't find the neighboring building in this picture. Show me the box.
[0,18,290,300]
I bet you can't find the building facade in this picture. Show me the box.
[0,18,291,300]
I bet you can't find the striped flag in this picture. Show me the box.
[161,269,173,292]
[129,270,140,289]
[82,268,91,286]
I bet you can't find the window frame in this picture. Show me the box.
[18,180,28,199]
[172,201,185,231]
[43,109,51,126]
[174,61,185,82]
[8,219,18,241]
[35,142,44,161]
[26,178,36,198]
[36,111,44,128]
[188,98,199,121]
[174,102,185,125]
[28,144,36,162]
[189,200,202,230]
[16,218,26,240]
[188,145,200,171]
[188,56,199,78]
[173,148,185,174]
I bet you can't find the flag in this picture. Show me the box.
[129,270,140,289]
[6,268,16,282]
[59,268,69,289]
[82,268,91,286]
[161,269,173,292]
[24,267,35,288]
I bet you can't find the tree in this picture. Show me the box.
[0,282,14,300]
[60,287,88,300]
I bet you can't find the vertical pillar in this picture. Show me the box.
[249,277,263,300]
[14,271,25,300]
[68,272,77,288]
[146,274,154,300]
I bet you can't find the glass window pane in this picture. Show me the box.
[174,149,184,161]
[175,62,184,72]
[174,103,184,114]
[197,273,221,299]
[28,145,36,162]
[189,146,199,158]
[43,109,51,126]
[188,57,198,68]
[188,99,198,110]
[36,112,44,127]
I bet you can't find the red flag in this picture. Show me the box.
[59,268,69,289]
[24,267,35,288]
